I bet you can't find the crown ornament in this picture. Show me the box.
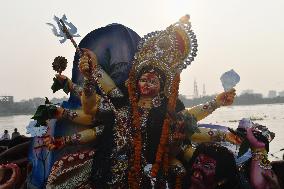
[132,15,198,97]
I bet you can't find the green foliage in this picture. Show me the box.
[51,77,69,94]
[31,98,57,127]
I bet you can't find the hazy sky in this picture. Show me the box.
[0,0,283,101]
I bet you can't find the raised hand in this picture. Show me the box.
[215,88,236,107]
[246,127,266,149]
[79,48,98,79]
[55,74,68,84]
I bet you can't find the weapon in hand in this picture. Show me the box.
[47,15,117,113]
[220,69,240,105]
[58,18,82,57]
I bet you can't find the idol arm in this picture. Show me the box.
[183,128,231,161]
[56,107,94,126]
[184,98,220,121]
[184,88,236,121]
[250,148,272,189]
[66,127,100,144]
[55,69,119,124]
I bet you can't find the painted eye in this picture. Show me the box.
[195,158,201,164]
[139,79,147,82]
[204,163,214,170]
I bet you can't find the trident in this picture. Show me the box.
[47,15,117,114]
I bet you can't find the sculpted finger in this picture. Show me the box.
[229,88,236,93]
[82,65,90,70]
[226,97,234,102]
[81,48,95,58]
[80,57,89,63]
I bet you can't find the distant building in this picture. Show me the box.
[193,79,199,98]
[241,89,254,95]
[279,91,284,97]
[268,90,277,98]
[202,84,206,97]
[0,96,14,104]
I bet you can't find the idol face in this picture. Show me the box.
[138,72,161,97]
[190,153,217,189]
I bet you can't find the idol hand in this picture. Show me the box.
[55,74,68,83]
[79,48,98,79]
[246,127,265,149]
[215,88,236,107]
[43,135,65,150]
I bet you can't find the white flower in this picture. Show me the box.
[26,120,47,137]
[220,69,240,91]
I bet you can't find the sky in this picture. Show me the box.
[0,0,283,101]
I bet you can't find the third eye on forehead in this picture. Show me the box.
[140,75,159,83]
[139,78,159,85]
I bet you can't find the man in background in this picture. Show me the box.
[12,128,20,139]
[0,130,10,140]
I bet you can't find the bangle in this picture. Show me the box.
[64,133,81,145]
[95,125,104,136]
[202,99,219,114]
[72,83,83,97]
[62,109,78,120]
[84,78,96,97]
[251,149,272,170]
[251,148,266,153]
[108,87,124,98]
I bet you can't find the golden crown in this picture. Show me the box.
[132,15,198,97]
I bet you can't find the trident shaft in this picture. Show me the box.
[55,16,117,114]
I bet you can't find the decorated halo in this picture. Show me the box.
[132,15,198,97]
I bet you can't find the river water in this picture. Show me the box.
[0,104,283,160]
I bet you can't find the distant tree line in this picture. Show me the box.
[1,93,284,116]
[180,93,284,107]
[0,97,68,116]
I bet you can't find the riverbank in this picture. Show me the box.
[0,97,68,117]
[1,95,284,116]
[0,112,33,117]
[181,94,284,107]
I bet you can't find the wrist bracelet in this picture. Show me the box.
[64,133,81,145]
[83,78,96,97]
[72,83,83,97]
[202,99,219,114]
[251,150,272,170]
[62,109,78,120]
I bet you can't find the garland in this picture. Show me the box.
[151,75,180,178]
[175,174,183,189]
[127,68,180,188]
[128,69,142,188]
